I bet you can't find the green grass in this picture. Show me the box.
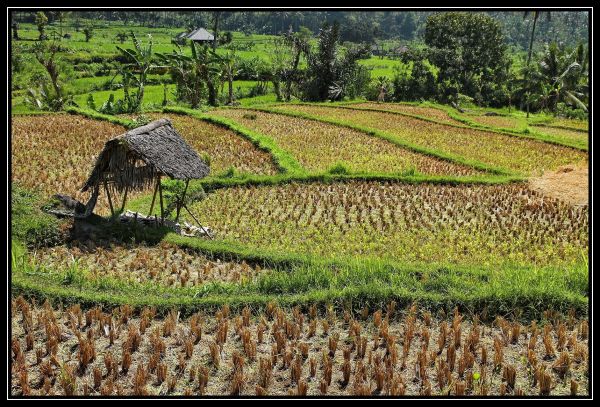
[11,234,588,318]
[65,106,137,128]
[358,57,407,78]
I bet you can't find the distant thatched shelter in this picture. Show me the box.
[183,28,214,43]
[82,118,209,221]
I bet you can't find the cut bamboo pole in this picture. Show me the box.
[183,203,212,238]
[158,177,164,225]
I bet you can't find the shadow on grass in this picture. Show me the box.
[64,213,172,252]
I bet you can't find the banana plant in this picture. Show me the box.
[158,41,222,107]
[116,31,156,111]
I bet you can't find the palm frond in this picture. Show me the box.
[564,90,588,112]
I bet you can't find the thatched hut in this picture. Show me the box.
[81,118,210,221]
[184,27,214,43]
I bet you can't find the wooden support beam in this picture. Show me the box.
[120,184,129,213]
[104,181,114,217]
[158,177,164,225]
[175,179,189,223]
[148,178,160,217]
[183,203,212,238]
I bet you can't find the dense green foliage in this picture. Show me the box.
[11,11,589,117]
[424,12,508,105]
[13,10,588,47]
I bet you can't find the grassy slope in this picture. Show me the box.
[12,235,588,318]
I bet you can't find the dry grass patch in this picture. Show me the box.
[142,113,278,176]
[532,125,588,143]
[11,114,139,214]
[31,241,267,288]
[350,102,462,125]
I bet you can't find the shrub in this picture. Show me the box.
[11,184,62,248]
[327,162,350,175]
[86,94,96,110]
[132,114,150,127]
[556,103,588,121]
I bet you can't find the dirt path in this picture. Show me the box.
[529,165,589,206]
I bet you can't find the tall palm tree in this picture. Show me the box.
[523,11,551,117]
[538,43,588,112]
[282,26,311,101]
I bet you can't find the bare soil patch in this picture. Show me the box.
[530,165,588,207]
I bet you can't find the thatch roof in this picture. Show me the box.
[186,28,214,42]
[82,119,210,193]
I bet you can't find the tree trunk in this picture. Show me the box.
[525,13,539,118]
[228,70,234,105]
[285,49,301,101]
[137,70,146,111]
[207,80,217,106]
[212,12,220,51]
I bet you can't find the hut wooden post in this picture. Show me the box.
[175,179,189,223]
[103,180,115,217]
[158,177,164,224]
[148,177,160,216]
[120,184,129,213]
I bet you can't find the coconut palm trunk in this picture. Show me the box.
[525,12,540,118]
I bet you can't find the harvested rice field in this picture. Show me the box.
[185,181,588,266]
[347,102,462,125]
[9,9,591,400]
[532,125,589,144]
[545,119,589,132]
[269,105,587,175]
[140,113,278,176]
[30,242,267,288]
[463,113,527,131]
[209,109,485,176]
[10,115,132,214]
[10,297,589,396]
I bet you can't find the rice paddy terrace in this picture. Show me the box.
[11,102,589,396]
